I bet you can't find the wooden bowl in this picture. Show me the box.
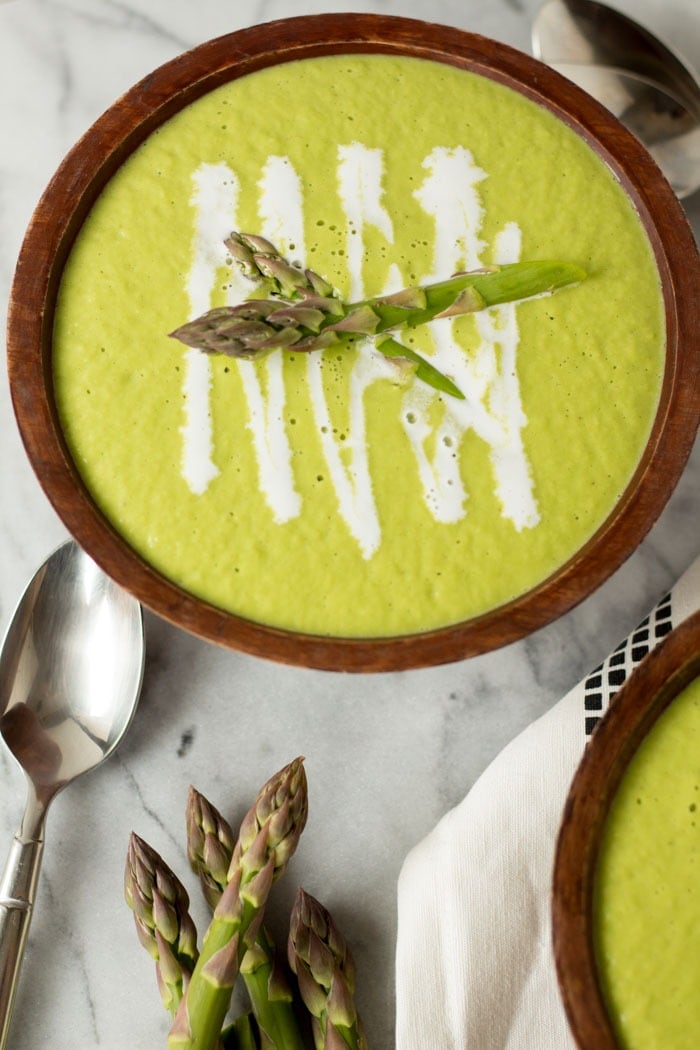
[552,609,700,1047]
[6,14,700,671]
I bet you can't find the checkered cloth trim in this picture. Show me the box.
[583,592,673,737]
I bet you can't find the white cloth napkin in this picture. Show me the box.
[396,555,700,1050]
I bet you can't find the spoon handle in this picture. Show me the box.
[0,834,44,1050]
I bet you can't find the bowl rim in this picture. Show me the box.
[6,12,700,671]
[552,608,700,1047]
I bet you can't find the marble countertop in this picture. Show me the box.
[0,1,697,1047]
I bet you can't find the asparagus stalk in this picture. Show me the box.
[240,926,309,1050]
[221,1013,261,1050]
[169,231,586,399]
[187,785,309,1050]
[124,833,199,1017]
[287,889,367,1050]
[169,758,309,1050]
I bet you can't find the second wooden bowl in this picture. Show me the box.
[553,608,700,1047]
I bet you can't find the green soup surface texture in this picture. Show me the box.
[595,676,700,1049]
[53,54,664,636]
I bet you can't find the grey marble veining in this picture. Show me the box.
[0,1,698,1047]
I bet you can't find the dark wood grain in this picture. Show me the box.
[6,14,700,671]
[552,611,700,1048]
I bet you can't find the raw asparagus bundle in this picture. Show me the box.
[187,785,308,1050]
[288,889,367,1050]
[170,231,586,399]
[124,833,199,1017]
[126,760,368,1049]
[169,757,308,1050]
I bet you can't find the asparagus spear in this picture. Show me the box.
[187,785,308,1050]
[287,888,367,1050]
[169,231,586,399]
[186,785,236,911]
[169,758,309,1050]
[124,833,199,1017]
[374,334,463,400]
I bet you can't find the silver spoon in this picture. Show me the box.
[533,0,700,198]
[0,540,144,1049]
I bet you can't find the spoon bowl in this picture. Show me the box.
[533,0,700,197]
[0,540,144,1048]
[549,62,700,199]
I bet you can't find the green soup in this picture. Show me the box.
[53,54,664,636]
[594,676,700,1048]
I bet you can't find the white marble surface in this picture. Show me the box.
[0,1,697,1047]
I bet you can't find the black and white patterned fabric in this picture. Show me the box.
[583,591,674,737]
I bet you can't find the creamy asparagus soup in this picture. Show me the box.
[53,54,664,636]
[594,676,700,1049]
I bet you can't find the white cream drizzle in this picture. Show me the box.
[337,144,395,301]
[258,155,306,258]
[181,163,237,495]
[413,146,487,279]
[480,222,540,530]
[232,156,305,524]
[401,151,540,531]
[181,145,541,554]
[307,352,389,558]
[301,143,401,556]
